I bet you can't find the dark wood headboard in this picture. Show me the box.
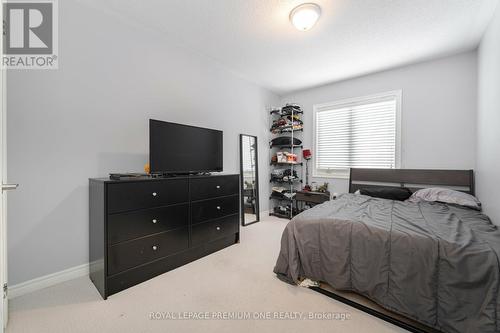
[349,168,475,195]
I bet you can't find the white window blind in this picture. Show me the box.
[314,91,401,178]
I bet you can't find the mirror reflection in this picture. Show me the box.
[240,134,259,226]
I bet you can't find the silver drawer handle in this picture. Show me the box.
[216,206,221,210]
[152,192,157,197]
[216,185,221,189]
[216,227,221,231]
[152,245,158,251]
[152,219,158,224]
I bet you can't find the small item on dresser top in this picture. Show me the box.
[109,173,151,180]
[317,182,328,193]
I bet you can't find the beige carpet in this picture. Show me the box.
[7,217,406,333]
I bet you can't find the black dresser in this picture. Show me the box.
[89,174,240,299]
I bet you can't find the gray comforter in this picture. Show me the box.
[274,193,500,333]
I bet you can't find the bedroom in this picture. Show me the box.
[1,0,499,333]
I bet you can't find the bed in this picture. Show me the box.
[274,168,500,333]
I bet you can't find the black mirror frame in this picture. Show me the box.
[239,134,260,226]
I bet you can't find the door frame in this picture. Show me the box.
[0,0,6,330]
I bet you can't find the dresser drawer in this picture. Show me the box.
[190,175,239,201]
[192,215,239,246]
[108,228,188,275]
[191,195,239,224]
[107,179,188,213]
[106,235,237,297]
[107,203,189,245]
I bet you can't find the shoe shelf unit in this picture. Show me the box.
[269,104,304,220]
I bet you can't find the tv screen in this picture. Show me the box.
[149,119,223,174]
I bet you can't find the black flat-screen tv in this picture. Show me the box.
[149,119,223,174]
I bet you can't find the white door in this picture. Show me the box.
[0,1,5,328]
[0,0,5,329]
[0,2,17,330]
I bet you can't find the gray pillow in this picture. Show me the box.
[408,188,481,210]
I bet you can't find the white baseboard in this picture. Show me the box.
[9,211,272,299]
[9,263,89,299]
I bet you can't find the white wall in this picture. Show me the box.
[282,52,478,194]
[6,1,279,285]
[477,4,500,225]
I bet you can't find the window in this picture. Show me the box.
[313,91,401,178]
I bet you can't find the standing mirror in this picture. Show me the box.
[240,134,259,226]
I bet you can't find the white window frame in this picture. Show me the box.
[312,90,402,179]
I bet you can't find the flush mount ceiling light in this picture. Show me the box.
[290,3,321,31]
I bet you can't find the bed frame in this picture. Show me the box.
[349,168,475,195]
[310,168,475,333]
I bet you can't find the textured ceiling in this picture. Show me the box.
[95,0,498,94]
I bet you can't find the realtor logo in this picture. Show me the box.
[2,0,58,69]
